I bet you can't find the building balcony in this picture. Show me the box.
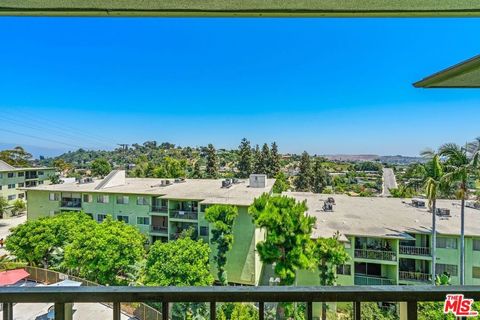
[354,275,394,285]
[60,199,82,209]
[399,271,431,283]
[170,210,198,220]
[151,205,168,213]
[354,249,396,262]
[399,246,431,257]
[150,225,168,234]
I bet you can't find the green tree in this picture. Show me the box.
[249,194,315,285]
[217,303,259,320]
[48,174,62,185]
[237,138,253,178]
[205,205,238,285]
[295,151,312,192]
[6,212,96,268]
[439,143,480,284]
[53,158,72,174]
[314,233,349,320]
[272,172,290,194]
[0,146,32,166]
[191,160,203,178]
[144,235,213,286]
[252,145,261,174]
[206,144,218,178]
[11,199,26,216]
[0,197,9,219]
[311,158,331,193]
[268,142,281,177]
[91,158,112,177]
[63,216,146,284]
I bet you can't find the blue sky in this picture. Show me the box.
[0,18,479,157]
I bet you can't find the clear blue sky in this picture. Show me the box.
[1,17,479,157]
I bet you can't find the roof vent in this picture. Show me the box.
[435,208,451,217]
[78,177,94,184]
[466,201,480,210]
[222,179,233,188]
[174,178,186,183]
[412,199,426,208]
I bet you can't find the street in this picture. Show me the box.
[382,168,398,197]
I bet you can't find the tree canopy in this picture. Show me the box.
[91,157,112,177]
[295,152,312,192]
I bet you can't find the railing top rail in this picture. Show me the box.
[0,286,479,303]
[355,249,394,253]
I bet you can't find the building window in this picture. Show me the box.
[117,215,129,223]
[337,264,352,275]
[18,182,24,188]
[7,173,14,178]
[200,204,210,212]
[18,172,24,177]
[83,194,92,203]
[85,213,94,219]
[8,184,15,189]
[0,173,2,178]
[200,226,209,236]
[473,267,480,279]
[97,195,109,204]
[7,195,16,201]
[137,217,150,225]
[436,263,458,277]
[97,214,107,222]
[137,196,149,205]
[436,237,457,249]
[474,239,480,251]
[18,193,25,199]
[49,193,59,201]
[38,180,44,185]
[38,171,44,175]
[116,195,129,205]
[0,186,2,190]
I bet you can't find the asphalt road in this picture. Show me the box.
[382,168,398,197]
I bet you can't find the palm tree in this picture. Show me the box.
[438,143,480,285]
[420,151,444,284]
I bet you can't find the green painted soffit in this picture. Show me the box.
[2,1,480,17]
[414,55,480,88]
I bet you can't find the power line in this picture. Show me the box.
[0,128,86,149]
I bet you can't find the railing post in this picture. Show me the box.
[113,302,121,320]
[210,302,216,320]
[259,302,264,320]
[162,301,168,320]
[54,302,65,320]
[306,301,313,320]
[3,302,12,320]
[407,301,417,320]
[354,301,361,320]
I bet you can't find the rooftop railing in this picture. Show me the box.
[354,249,397,261]
[1,286,479,320]
[399,246,431,257]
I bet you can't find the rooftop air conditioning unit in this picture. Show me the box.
[222,179,232,188]
[327,197,336,205]
[323,201,334,212]
[412,199,426,208]
[466,201,480,210]
[435,208,451,217]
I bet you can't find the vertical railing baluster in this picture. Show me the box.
[54,302,65,320]
[407,301,417,320]
[210,302,216,320]
[259,302,264,320]
[306,301,313,320]
[113,302,121,320]
[3,302,12,320]
[162,301,169,320]
[354,301,361,320]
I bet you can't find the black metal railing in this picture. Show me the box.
[354,249,397,261]
[0,286,479,320]
[399,246,431,256]
[60,199,82,208]
[399,271,431,282]
[170,210,198,220]
[151,205,168,213]
[150,225,168,233]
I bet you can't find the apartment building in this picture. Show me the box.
[25,170,273,286]
[283,192,480,286]
[0,160,55,204]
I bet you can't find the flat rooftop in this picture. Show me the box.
[0,160,53,172]
[284,192,480,239]
[26,177,274,207]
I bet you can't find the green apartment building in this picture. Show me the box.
[285,192,480,286]
[0,159,55,205]
[25,170,272,285]
[25,170,480,287]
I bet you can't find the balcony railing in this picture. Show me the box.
[399,271,431,283]
[150,225,168,234]
[151,205,168,213]
[1,285,479,320]
[354,275,394,285]
[170,210,198,220]
[354,249,396,261]
[60,199,82,208]
[399,246,431,257]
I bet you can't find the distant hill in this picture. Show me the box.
[322,154,424,165]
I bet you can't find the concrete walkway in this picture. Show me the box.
[0,214,26,255]
[381,168,397,197]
